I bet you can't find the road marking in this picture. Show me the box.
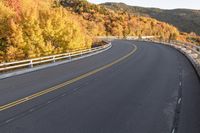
[5,118,14,123]
[172,128,175,133]
[179,82,182,87]
[61,94,66,97]
[0,44,137,111]
[29,109,35,112]
[178,98,182,104]
[47,101,52,104]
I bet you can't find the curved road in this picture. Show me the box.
[0,40,200,133]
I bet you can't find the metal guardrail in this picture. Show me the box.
[96,36,156,41]
[0,43,112,72]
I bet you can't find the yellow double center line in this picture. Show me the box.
[0,44,137,111]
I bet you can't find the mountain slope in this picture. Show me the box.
[102,2,200,35]
[60,0,179,39]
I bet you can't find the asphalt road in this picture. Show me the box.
[0,40,200,133]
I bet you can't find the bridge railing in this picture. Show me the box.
[0,43,111,72]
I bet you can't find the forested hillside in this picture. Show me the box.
[60,0,179,39]
[0,0,198,63]
[103,2,200,35]
[102,2,200,45]
[61,0,200,45]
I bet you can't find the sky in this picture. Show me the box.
[88,0,200,10]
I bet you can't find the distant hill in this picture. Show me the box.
[102,2,200,35]
[60,0,179,40]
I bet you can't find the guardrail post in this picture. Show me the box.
[53,56,56,63]
[2,62,5,71]
[69,53,71,60]
[30,60,33,68]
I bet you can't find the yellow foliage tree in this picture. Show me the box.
[0,0,92,62]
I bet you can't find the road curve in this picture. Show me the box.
[0,40,200,133]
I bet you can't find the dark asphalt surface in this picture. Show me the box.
[0,40,200,133]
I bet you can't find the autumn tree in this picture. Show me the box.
[0,0,92,62]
